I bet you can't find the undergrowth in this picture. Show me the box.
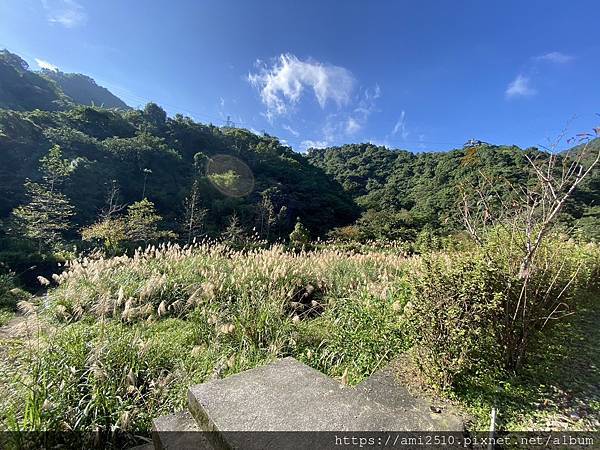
[1,238,598,444]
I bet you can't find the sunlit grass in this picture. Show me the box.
[1,240,598,442]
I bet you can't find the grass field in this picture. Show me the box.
[0,239,598,444]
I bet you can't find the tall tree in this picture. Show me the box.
[125,198,174,245]
[11,181,74,252]
[256,191,276,240]
[39,144,73,193]
[10,145,76,252]
[182,179,208,244]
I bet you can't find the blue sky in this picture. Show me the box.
[1,0,598,152]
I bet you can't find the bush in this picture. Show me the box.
[403,234,600,391]
[403,252,505,391]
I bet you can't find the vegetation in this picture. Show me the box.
[41,69,130,110]
[0,273,21,326]
[308,140,600,243]
[1,244,409,446]
[0,49,598,444]
[1,237,598,444]
[0,103,357,273]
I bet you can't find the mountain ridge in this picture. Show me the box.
[0,49,129,112]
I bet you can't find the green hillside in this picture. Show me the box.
[0,49,129,111]
[0,50,70,111]
[41,69,130,110]
[307,141,600,241]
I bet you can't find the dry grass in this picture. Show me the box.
[47,242,411,324]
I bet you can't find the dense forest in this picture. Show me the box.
[0,48,598,282]
[308,141,600,242]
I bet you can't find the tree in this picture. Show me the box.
[9,145,76,252]
[81,180,128,254]
[459,125,600,371]
[81,217,126,255]
[289,219,310,249]
[256,191,276,239]
[143,102,167,129]
[193,152,208,173]
[100,180,126,220]
[222,213,245,247]
[141,168,152,199]
[39,144,73,192]
[182,179,208,244]
[11,181,74,252]
[125,199,174,245]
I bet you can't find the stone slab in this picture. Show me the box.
[188,357,464,449]
[356,363,465,431]
[153,410,214,450]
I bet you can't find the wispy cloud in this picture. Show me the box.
[42,0,87,28]
[300,139,329,151]
[344,84,380,136]
[345,117,361,135]
[248,54,355,120]
[391,110,409,140]
[282,124,300,137]
[505,51,574,99]
[35,58,58,71]
[505,74,536,99]
[535,51,574,64]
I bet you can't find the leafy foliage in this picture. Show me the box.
[0,105,357,251]
[289,219,310,249]
[403,233,600,391]
[308,142,599,242]
[41,69,130,110]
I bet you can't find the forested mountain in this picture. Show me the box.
[307,141,600,241]
[0,50,128,111]
[41,70,130,110]
[0,104,358,241]
[0,49,597,281]
[0,50,70,111]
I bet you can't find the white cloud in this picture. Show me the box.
[35,58,58,71]
[345,117,361,135]
[300,139,328,151]
[42,0,87,28]
[505,74,536,99]
[282,124,300,137]
[340,85,381,137]
[535,51,574,64]
[367,138,391,148]
[248,54,355,120]
[392,110,409,140]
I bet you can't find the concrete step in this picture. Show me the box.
[187,357,464,449]
[153,410,214,450]
[355,362,465,431]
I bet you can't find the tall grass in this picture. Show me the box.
[3,243,410,441]
[3,238,598,440]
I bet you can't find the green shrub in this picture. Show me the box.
[403,234,600,391]
[0,273,30,326]
[403,252,505,391]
